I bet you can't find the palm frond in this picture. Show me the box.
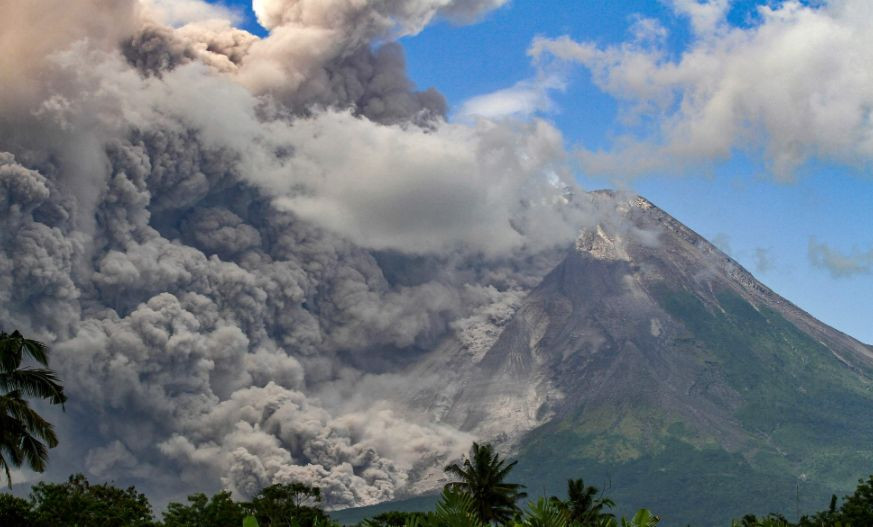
[0,454,11,488]
[0,331,50,370]
[19,336,49,367]
[0,368,66,405]
[0,394,58,446]
[18,433,49,473]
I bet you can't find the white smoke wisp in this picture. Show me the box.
[0,0,589,508]
[808,237,873,278]
[530,0,873,180]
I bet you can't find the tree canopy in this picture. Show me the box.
[549,478,614,526]
[162,491,245,527]
[29,473,156,527]
[0,441,870,526]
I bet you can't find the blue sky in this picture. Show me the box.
[218,0,872,344]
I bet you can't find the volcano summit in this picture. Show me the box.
[392,190,873,526]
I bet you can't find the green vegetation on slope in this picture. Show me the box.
[657,289,873,485]
[510,287,873,526]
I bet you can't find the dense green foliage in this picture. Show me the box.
[248,482,331,527]
[28,473,156,527]
[0,475,334,527]
[0,492,33,524]
[0,330,66,485]
[162,491,245,527]
[549,479,614,526]
[356,487,650,527]
[0,446,872,526]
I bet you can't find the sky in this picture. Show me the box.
[218,0,873,344]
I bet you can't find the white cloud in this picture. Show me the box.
[530,0,873,180]
[670,0,731,36]
[252,0,507,34]
[140,0,243,27]
[458,75,565,119]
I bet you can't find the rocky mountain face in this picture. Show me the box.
[403,191,873,526]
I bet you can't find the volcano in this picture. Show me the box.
[380,191,873,526]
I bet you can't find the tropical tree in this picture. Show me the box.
[0,330,66,485]
[444,442,527,525]
[616,509,659,527]
[793,474,873,527]
[29,473,156,527]
[0,492,34,524]
[732,514,792,527]
[249,481,332,527]
[162,490,245,527]
[835,474,873,526]
[516,498,571,527]
[429,487,487,527]
[549,479,614,526]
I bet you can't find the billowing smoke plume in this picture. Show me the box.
[0,0,589,507]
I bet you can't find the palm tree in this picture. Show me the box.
[519,498,571,527]
[0,330,66,485]
[444,442,527,525]
[550,479,614,526]
[429,487,487,527]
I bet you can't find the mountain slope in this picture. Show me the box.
[410,191,873,526]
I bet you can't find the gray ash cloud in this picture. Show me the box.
[0,0,592,507]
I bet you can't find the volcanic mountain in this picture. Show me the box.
[348,191,873,526]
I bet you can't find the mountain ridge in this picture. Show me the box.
[386,190,873,526]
